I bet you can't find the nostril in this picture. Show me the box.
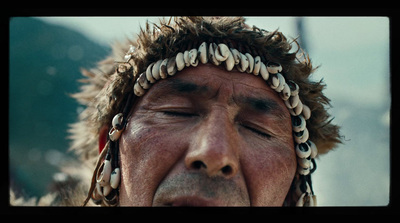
[191,160,206,170]
[221,165,232,175]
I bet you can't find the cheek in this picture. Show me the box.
[118,115,188,206]
[241,144,297,206]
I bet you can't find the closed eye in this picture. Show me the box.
[162,111,198,118]
[241,124,272,139]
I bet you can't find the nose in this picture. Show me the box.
[185,109,239,178]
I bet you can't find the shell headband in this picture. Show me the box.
[86,41,318,207]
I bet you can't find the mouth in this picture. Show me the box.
[162,196,222,207]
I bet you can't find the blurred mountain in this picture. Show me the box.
[9,17,111,197]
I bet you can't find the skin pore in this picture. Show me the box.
[115,63,297,206]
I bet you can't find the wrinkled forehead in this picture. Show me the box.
[135,64,291,124]
[143,64,288,110]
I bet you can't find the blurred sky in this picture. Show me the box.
[36,16,391,206]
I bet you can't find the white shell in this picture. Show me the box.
[245,53,254,73]
[138,72,151,90]
[215,43,230,62]
[167,56,177,76]
[292,115,306,132]
[253,56,261,75]
[209,43,220,65]
[302,104,311,120]
[183,50,190,67]
[294,127,309,144]
[260,62,269,81]
[230,48,241,65]
[96,160,112,186]
[295,142,312,158]
[198,42,208,64]
[298,157,311,169]
[151,59,162,80]
[297,166,310,175]
[133,82,145,97]
[103,184,112,197]
[271,74,279,89]
[266,62,282,74]
[290,100,303,116]
[176,52,185,71]
[112,113,124,130]
[224,51,235,71]
[287,80,299,96]
[307,140,318,159]
[284,94,300,109]
[109,127,123,141]
[189,48,198,67]
[237,53,249,72]
[145,62,156,83]
[110,168,121,189]
[280,83,291,101]
[274,73,286,92]
[159,58,168,79]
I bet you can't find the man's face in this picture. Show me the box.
[117,63,296,206]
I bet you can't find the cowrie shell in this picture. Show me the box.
[167,56,177,76]
[159,58,169,79]
[151,59,162,80]
[133,82,145,97]
[296,142,311,158]
[96,160,112,186]
[198,42,208,64]
[237,53,249,72]
[110,168,121,189]
[294,127,309,144]
[109,127,123,141]
[253,56,261,75]
[183,50,190,67]
[245,53,254,73]
[260,62,269,81]
[230,48,241,65]
[292,115,306,132]
[209,43,220,65]
[112,113,124,130]
[145,62,156,84]
[189,48,198,67]
[138,72,151,90]
[280,83,291,101]
[307,140,318,159]
[224,51,235,71]
[285,94,300,109]
[215,43,230,62]
[287,80,299,96]
[302,104,311,120]
[266,62,282,74]
[176,52,185,71]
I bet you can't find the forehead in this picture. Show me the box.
[144,64,289,113]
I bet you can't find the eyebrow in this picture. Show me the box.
[168,79,210,94]
[152,78,286,117]
[238,96,285,117]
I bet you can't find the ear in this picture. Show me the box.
[99,125,109,154]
